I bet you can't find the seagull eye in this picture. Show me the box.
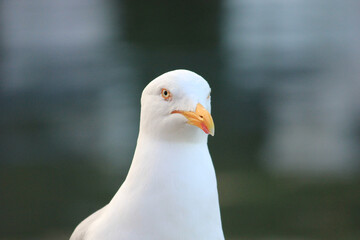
[161,88,171,100]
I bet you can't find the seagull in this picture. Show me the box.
[70,69,225,240]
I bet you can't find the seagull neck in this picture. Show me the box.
[119,132,213,193]
[130,133,210,169]
[137,129,208,145]
[137,133,207,148]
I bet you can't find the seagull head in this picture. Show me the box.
[139,69,214,143]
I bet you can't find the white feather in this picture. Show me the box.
[70,69,224,240]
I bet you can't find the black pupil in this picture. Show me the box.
[164,90,167,96]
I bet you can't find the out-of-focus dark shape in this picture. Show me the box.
[121,0,221,49]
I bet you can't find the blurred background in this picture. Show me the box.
[1,0,359,239]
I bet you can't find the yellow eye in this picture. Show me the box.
[161,88,171,100]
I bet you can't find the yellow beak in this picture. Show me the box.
[171,103,215,136]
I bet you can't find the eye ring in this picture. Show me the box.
[161,88,171,100]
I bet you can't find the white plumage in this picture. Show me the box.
[70,69,224,240]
